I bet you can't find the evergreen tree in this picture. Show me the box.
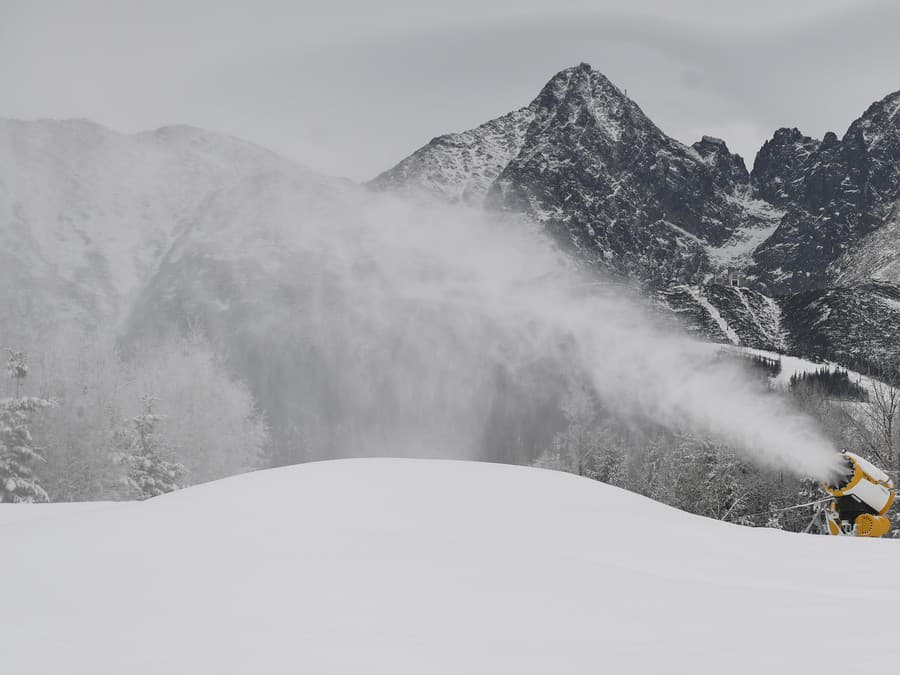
[6,349,28,395]
[0,349,51,503]
[118,396,185,499]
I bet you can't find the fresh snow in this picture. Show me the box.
[705,219,780,266]
[5,458,899,675]
[707,193,785,267]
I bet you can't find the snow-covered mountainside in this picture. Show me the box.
[486,66,766,285]
[657,284,786,351]
[369,106,535,204]
[375,64,777,285]
[780,282,900,366]
[1,118,372,461]
[374,64,900,296]
[0,118,323,339]
[4,459,899,675]
[656,280,900,367]
[372,63,900,366]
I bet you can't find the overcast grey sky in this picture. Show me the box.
[2,0,898,180]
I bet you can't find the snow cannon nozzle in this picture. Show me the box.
[823,451,856,491]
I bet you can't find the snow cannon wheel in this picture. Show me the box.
[854,514,891,538]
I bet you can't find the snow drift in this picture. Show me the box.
[3,459,898,674]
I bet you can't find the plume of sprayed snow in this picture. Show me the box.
[244,180,841,480]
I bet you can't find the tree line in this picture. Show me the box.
[0,333,269,502]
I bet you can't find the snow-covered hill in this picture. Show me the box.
[3,459,899,674]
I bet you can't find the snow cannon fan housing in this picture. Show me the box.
[823,452,895,537]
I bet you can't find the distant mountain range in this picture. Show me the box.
[372,62,900,367]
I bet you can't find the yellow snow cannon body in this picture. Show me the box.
[823,451,895,537]
[854,513,891,538]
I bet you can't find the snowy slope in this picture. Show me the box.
[3,459,899,675]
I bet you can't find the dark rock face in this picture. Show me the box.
[693,136,750,191]
[752,91,900,293]
[485,64,754,285]
[751,128,821,207]
[780,282,900,366]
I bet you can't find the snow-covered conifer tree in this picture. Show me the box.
[0,349,51,503]
[118,396,185,499]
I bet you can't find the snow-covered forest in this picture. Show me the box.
[0,332,268,502]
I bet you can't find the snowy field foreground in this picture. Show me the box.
[3,459,900,674]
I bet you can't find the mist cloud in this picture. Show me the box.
[248,181,843,479]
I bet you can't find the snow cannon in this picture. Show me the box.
[822,451,895,537]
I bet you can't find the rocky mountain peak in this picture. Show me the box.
[527,62,658,146]
[820,131,840,149]
[852,89,900,144]
[751,127,820,206]
[695,135,728,150]
[750,87,900,292]
[486,64,773,284]
[692,136,750,189]
[367,62,650,205]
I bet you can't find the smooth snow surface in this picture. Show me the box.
[3,459,900,674]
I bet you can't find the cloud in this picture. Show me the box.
[2,1,896,179]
